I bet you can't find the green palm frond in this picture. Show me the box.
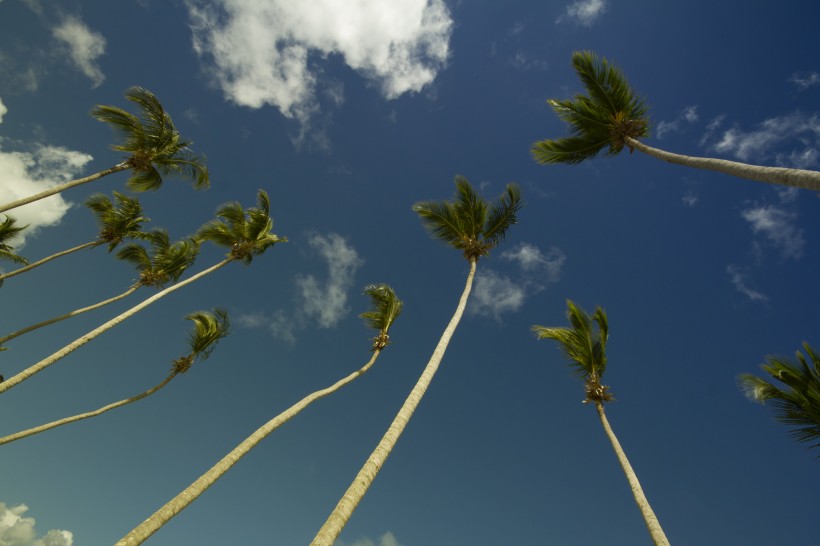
[0,216,29,266]
[739,343,820,449]
[360,284,404,350]
[86,192,150,251]
[173,308,230,373]
[117,229,199,287]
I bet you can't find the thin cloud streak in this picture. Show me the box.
[727,265,768,302]
[52,15,106,87]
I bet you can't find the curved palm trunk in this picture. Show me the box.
[625,136,820,191]
[595,402,669,546]
[0,259,231,395]
[0,283,140,346]
[311,259,477,546]
[115,349,384,546]
[0,240,100,283]
[0,161,132,214]
[0,371,177,446]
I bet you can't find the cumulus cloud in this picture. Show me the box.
[557,0,607,26]
[741,202,804,260]
[726,265,768,302]
[186,0,452,126]
[789,71,820,91]
[656,105,699,139]
[0,502,73,546]
[470,269,527,319]
[711,112,820,166]
[52,16,106,87]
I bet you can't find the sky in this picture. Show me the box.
[1,0,819,545]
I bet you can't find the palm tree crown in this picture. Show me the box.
[412,176,522,261]
[0,216,28,266]
[116,229,199,288]
[360,283,403,350]
[86,191,150,251]
[739,343,820,450]
[91,86,209,192]
[173,308,230,374]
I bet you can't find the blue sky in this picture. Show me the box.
[1,0,819,544]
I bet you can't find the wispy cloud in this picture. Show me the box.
[556,0,607,26]
[501,242,565,282]
[726,265,768,302]
[741,202,804,260]
[789,71,820,91]
[656,105,699,139]
[185,0,452,130]
[0,97,6,123]
[711,112,820,167]
[682,191,698,207]
[0,502,74,546]
[52,16,106,87]
[340,531,403,546]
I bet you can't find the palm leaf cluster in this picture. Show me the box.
[360,284,403,350]
[86,191,150,251]
[412,176,522,261]
[173,308,230,374]
[117,229,199,288]
[0,216,28,266]
[739,343,820,449]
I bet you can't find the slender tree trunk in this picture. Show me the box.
[115,349,384,546]
[0,371,177,446]
[0,259,231,395]
[625,136,820,191]
[595,402,670,546]
[0,283,140,346]
[0,161,132,214]
[0,241,100,283]
[311,259,477,546]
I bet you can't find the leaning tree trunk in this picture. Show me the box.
[595,402,670,546]
[0,161,132,214]
[625,136,820,191]
[0,240,100,282]
[0,259,231,395]
[311,259,477,546]
[0,371,177,446]
[115,349,385,545]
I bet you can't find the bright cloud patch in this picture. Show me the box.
[0,502,74,546]
[52,16,106,87]
[501,242,565,282]
[0,97,7,123]
[557,0,607,26]
[186,0,452,122]
[741,203,804,260]
[712,112,820,167]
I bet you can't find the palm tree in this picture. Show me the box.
[0,87,209,214]
[0,216,28,267]
[533,300,670,546]
[0,190,284,394]
[311,176,521,545]
[115,284,402,545]
[0,191,148,284]
[531,51,820,191]
[738,342,820,450]
[0,229,197,349]
[0,309,229,446]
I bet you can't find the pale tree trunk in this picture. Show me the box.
[0,259,231,395]
[0,161,132,214]
[595,402,670,546]
[0,371,177,446]
[311,259,477,546]
[0,240,100,282]
[625,136,820,191]
[0,284,141,346]
[115,349,385,546]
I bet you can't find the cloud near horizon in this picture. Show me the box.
[0,502,74,546]
[340,531,403,546]
[52,15,106,87]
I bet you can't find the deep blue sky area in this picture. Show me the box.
[1,1,819,545]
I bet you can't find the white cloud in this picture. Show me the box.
[789,71,820,91]
[712,112,820,165]
[557,0,607,26]
[741,203,804,260]
[501,243,565,282]
[296,233,363,328]
[682,191,698,207]
[186,0,452,125]
[656,105,699,139]
[52,16,106,87]
[0,97,7,123]
[0,502,73,546]
[727,265,768,302]
[341,532,403,546]
[470,269,526,319]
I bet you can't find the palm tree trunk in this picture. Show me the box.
[0,283,140,346]
[0,161,132,214]
[625,136,820,191]
[0,240,100,283]
[0,259,231,395]
[0,371,177,446]
[310,259,477,546]
[115,349,384,546]
[595,402,670,546]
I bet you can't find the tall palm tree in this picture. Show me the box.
[0,87,209,214]
[0,191,148,284]
[0,309,229,446]
[0,229,197,349]
[311,176,521,545]
[531,51,820,191]
[0,216,28,267]
[0,190,284,395]
[738,342,820,450]
[115,284,402,545]
[533,300,670,546]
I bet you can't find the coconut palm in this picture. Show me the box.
[0,190,284,394]
[738,342,820,450]
[0,216,28,267]
[311,176,521,545]
[0,191,148,284]
[0,87,209,214]
[115,284,402,545]
[533,300,670,546]
[0,229,197,349]
[0,309,229,446]
[531,50,820,191]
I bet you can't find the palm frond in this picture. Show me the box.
[0,216,29,265]
[186,308,230,361]
[86,192,149,251]
[483,183,522,250]
[360,283,403,337]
